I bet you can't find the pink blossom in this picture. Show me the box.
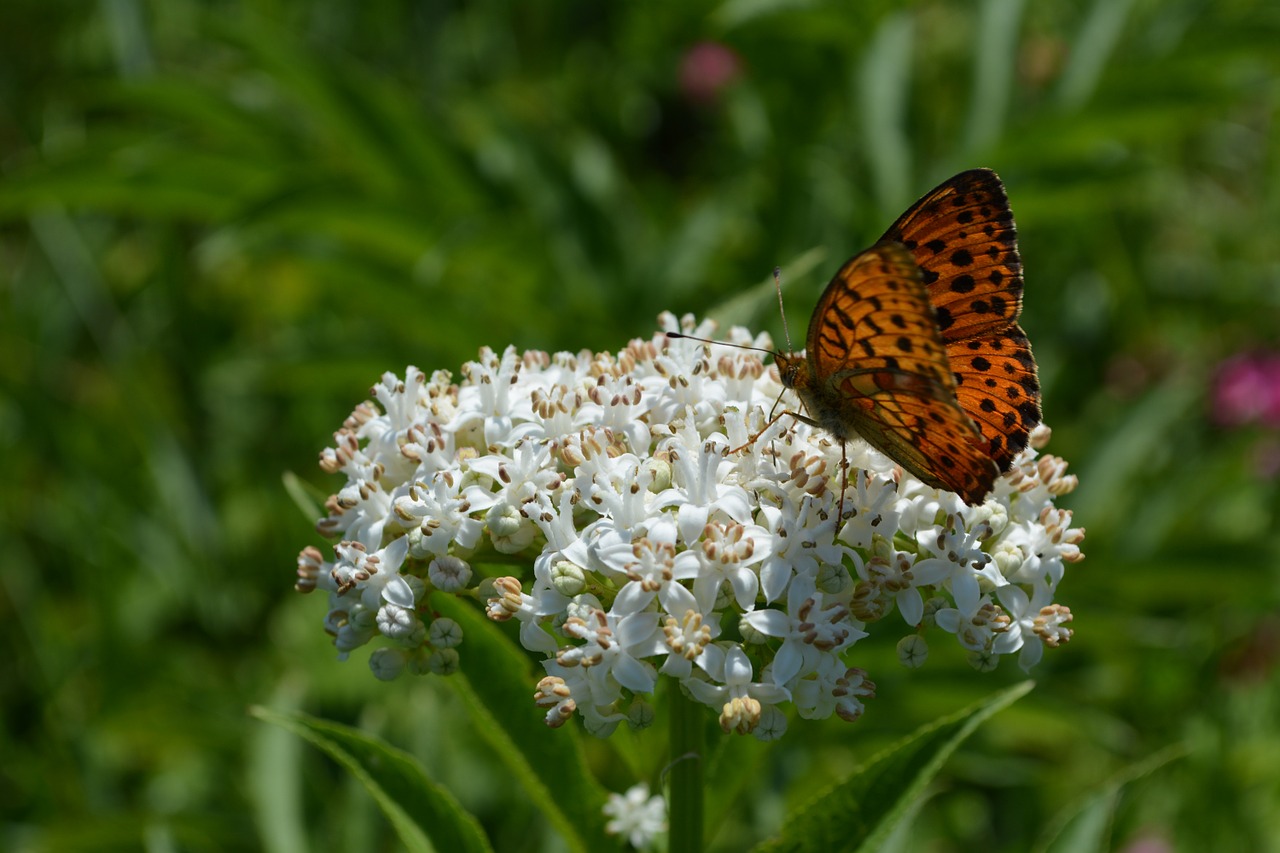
[678,41,742,104]
[1212,351,1280,429]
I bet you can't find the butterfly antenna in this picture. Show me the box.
[663,331,776,358]
[773,266,796,353]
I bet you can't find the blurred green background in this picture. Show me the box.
[3,0,1278,850]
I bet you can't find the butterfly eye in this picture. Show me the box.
[775,358,799,388]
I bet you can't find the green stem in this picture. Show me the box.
[668,683,705,853]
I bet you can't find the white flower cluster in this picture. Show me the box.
[295,312,1083,738]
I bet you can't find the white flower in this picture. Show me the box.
[934,595,1007,653]
[395,471,493,557]
[571,446,659,531]
[741,578,866,688]
[656,607,717,680]
[912,515,1005,616]
[683,645,791,735]
[656,415,753,540]
[603,783,667,850]
[852,544,937,627]
[676,519,772,613]
[297,312,1084,734]
[598,521,704,621]
[993,581,1074,670]
[557,607,662,695]
[755,496,846,604]
[837,472,902,551]
[540,659,629,733]
[792,655,877,721]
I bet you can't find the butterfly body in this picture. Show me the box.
[776,169,1040,506]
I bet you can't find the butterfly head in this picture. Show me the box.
[773,351,811,392]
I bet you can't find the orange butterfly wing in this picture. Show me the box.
[777,243,998,504]
[877,168,1042,472]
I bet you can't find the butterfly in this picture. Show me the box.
[773,168,1040,506]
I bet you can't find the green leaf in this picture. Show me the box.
[250,705,493,853]
[963,0,1025,154]
[752,681,1035,853]
[1055,0,1140,109]
[859,12,915,214]
[430,592,613,853]
[1035,744,1188,853]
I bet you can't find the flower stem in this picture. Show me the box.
[668,682,705,853]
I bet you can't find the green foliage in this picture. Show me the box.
[429,594,612,852]
[3,0,1278,850]
[250,706,493,853]
[754,682,1034,853]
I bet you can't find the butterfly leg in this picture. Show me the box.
[732,406,848,524]
[728,409,816,454]
[837,440,847,523]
